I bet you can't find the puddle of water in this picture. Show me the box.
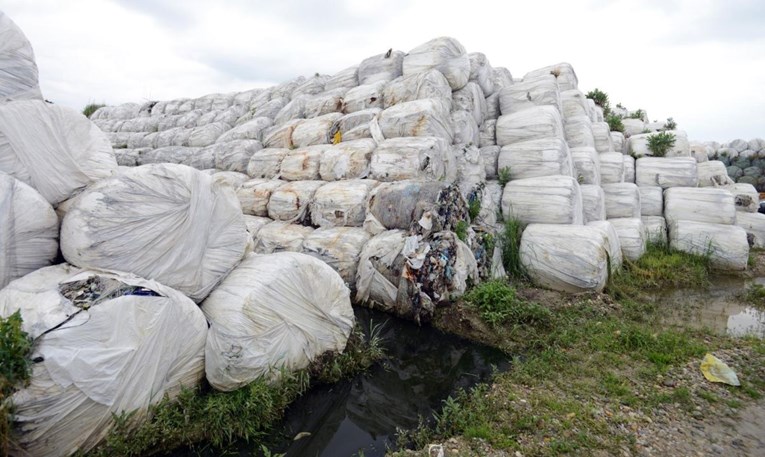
[652,276,765,338]
[166,307,510,457]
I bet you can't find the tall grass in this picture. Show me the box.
[499,218,526,279]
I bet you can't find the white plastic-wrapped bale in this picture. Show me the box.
[689,142,711,163]
[642,216,667,245]
[302,227,371,287]
[0,173,58,288]
[450,110,479,147]
[480,145,500,179]
[611,132,626,154]
[589,101,603,122]
[499,74,560,116]
[0,11,42,102]
[570,146,601,185]
[344,82,385,113]
[592,122,614,153]
[319,139,375,181]
[262,119,301,149]
[254,221,314,253]
[497,138,572,181]
[378,98,453,142]
[252,97,288,120]
[468,52,495,96]
[188,122,230,147]
[524,62,578,91]
[600,152,625,184]
[502,175,583,225]
[202,252,353,391]
[331,108,380,142]
[0,264,207,456]
[669,220,749,270]
[629,132,691,158]
[304,88,349,118]
[114,148,140,167]
[402,37,470,90]
[370,137,455,182]
[623,155,635,183]
[358,50,405,85]
[60,163,248,302]
[622,118,645,138]
[246,148,289,179]
[454,145,486,198]
[382,69,452,109]
[639,186,663,216]
[664,187,736,225]
[310,179,378,227]
[496,105,564,147]
[0,100,118,205]
[697,160,734,187]
[236,179,285,216]
[735,212,765,249]
[212,171,249,189]
[366,180,450,231]
[580,184,606,223]
[273,95,307,125]
[354,230,407,313]
[564,117,595,149]
[587,220,624,272]
[137,146,195,166]
[723,183,759,213]
[453,82,487,126]
[608,218,647,261]
[212,139,263,173]
[325,65,359,91]
[291,75,329,99]
[477,181,503,226]
[184,146,216,170]
[602,183,641,219]
[267,180,324,222]
[280,145,331,181]
[635,157,698,188]
[243,215,271,239]
[485,91,501,120]
[492,67,514,90]
[292,113,343,147]
[519,224,609,293]
[560,90,590,119]
[479,119,496,147]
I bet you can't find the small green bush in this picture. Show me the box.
[606,113,624,133]
[629,109,645,120]
[646,131,676,157]
[585,88,610,113]
[455,220,469,242]
[498,167,511,187]
[663,117,677,130]
[468,197,481,221]
[82,103,105,118]
[499,218,526,279]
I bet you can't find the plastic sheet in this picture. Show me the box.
[366,181,465,233]
[453,82,487,126]
[212,171,249,189]
[477,181,503,226]
[319,139,375,180]
[382,69,452,109]
[560,90,590,120]
[0,11,42,102]
[468,52,495,96]
[498,138,573,181]
[723,183,759,213]
[262,119,301,149]
[402,37,470,90]
[1,264,207,456]
[61,164,249,302]
[564,118,596,149]
[310,179,378,227]
[455,145,486,198]
[523,62,578,91]
[267,180,324,223]
[280,145,331,181]
[587,220,623,272]
[502,175,583,225]
[331,108,381,142]
[273,95,307,125]
[639,186,663,217]
[202,252,353,391]
[669,220,749,270]
[0,100,118,204]
[697,160,734,187]
[378,98,453,142]
[520,224,609,293]
[243,215,271,239]
[499,74,561,116]
[642,216,667,245]
[611,131,626,154]
[735,212,765,249]
[254,221,314,253]
[358,50,405,85]
[496,105,564,147]
[622,118,646,137]
[325,65,359,91]
[370,137,455,182]
[608,217,647,261]
[580,184,606,223]
[291,75,329,99]
[247,148,289,179]
[304,88,349,118]
[636,157,698,189]
[591,122,614,153]
[623,155,636,183]
[212,139,263,173]
[600,152,625,184]
[602,183,641,219]
[664,187,736,225]
[344,82,385,113]
[570,146,601,185]
[292,113,343,148]
[479,119,496,148]
[480,145,500,179]
[302,227,371,287]
[0,172,59,288]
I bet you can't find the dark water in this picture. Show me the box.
[170,307,510,457]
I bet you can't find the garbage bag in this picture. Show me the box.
[280,144,331,181]
[247,147,290,179]
[61,164,249,302]
[496,105,564,147]
[636,157,698,189]
[302,227,371,287]
[402,37,470,90]
[310,179,379,227]
[0,264,207,456]
[237,179,285,216]
[523,62,578,91]
[292,113,343,148]
[723,183,759,213]
[502,175,583,225]
[358,50,405,85]
[370,137,455,182]
[498,138,573,181]
[639,186,663,217]
[468,52,495,96]
[587,220,623,272]
[697,160,734,187]
[267,180,324,223]
[382,69,452,109]
[499,74,561,116]
[344,82,385,113]
[212,139,263,173]
[0,172,59,289]
[254,221,314,254]
[377,98,453,143]
[664,187,736,225]
[0,11,42,102]
[0,100,118,205]
[319,138,376,181]
[734,212,765,249]
[642,216,668,245]
[570,146,601,185]
[599,152,625,184]
[520,224,609,293]
[608,217,647,261]
[580,184,606,223]
[602,183,641,219]
[201,252,353,391]
[453,82,487,126]
[700,353,740,386]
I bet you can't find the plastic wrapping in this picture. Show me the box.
[498,138,573,181]
[1,264,207,456]
[331,108,380,141]
[0,173,59,288]
[0,100,118,204]
[669,220,749,270]
[599,152,625,184]
[560,90,590,120]
[0,11,42,102]
[267,180,324,222]
[292,113,343,147]
[639,186,663,217]
[454,145,486,198]
[564,119,596,149]
[310,179,378,227]
[254,221,314,253]
[212,139,263,173]
[217,117,273,143]
[587,220,623,272]
[302,227,371,287]
[370,137,455,182]
[499,74,561,116]
[611,131,626,154]
[520,224,609,293]
[366,180,452,231]
[697,160,734,187]
[247,148,289,179]
[723,183,759,213]
[477,181,503,226]
[591,122,614,153]
[570,146,601,185]
[453,82,487,126]
[358,50,405,85]
[523,62,578,91]
[273,95,307,125]
[382,69,451,110]
[402,37,470,90]
[480,145,500,179]
[608,217,647,261]
[212,171,249,189]
[378,98,453,142]
[243,215,271,239]
[735,212,765,248]
[468,52,495,96]
[496,105,564,147]
[642,216,667,245]
[344,82,385,113]
[635,157,698,188]
[304,88,349,118]
[188,122,230,147]
[280,145,331,181]
[623,155,635,183]
[451,110,480,146]
[262,119,301,149]
[501,175,583,225]
[61,164,249,302]
[479,119,496,148]
[291,75,329,99]
[202,252,353,391]
[602,183,641,219]
[628,131,691,158]
[664,187,736,225]
[319,139,376,180]
[325,65,359,91]
[622,118,646,137]
[580,184,606,223]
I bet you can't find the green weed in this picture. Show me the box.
[82,103,105,118]
[646,131,676,157]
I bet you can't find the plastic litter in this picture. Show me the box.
[700,353,740,386]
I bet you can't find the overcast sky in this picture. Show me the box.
[4,0,764,142]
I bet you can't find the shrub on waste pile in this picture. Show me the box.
[1,311,32,454]
[646,131,676,157]
[606,113,624,133]
[585,88,610,116]
[82,103,105,118]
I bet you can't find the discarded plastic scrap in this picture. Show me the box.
[700,353,740,386]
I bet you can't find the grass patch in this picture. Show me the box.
[82,103,105,118]
[1,311,32,456]
[464,281,552,329]
[742,283,765,308]
[499,218,526,279]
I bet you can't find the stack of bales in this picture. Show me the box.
[700,138,765,192]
